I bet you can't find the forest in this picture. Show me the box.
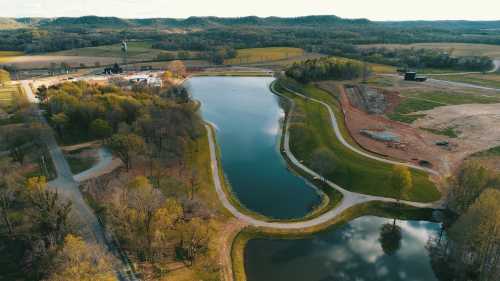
[2,15,500,56]
[285,57,365,82]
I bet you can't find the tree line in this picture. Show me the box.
[285,57,365,83]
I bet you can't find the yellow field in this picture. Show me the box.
[0,51,25,63]
[0,84,20,107]
[225,47,305,65]
[358,43,500,59]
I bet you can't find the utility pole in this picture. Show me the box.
[121,40,128,72]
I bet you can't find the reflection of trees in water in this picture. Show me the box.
[379,223,402,256]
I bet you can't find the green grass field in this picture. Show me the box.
[388,89,500,123]
[51,41,166,60]
[358,43,500,59]
[225,47,305,65]
[429,73,500,89]
[277,82,440,202]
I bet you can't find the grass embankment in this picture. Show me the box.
[225,47,304,65]
[388,89,500,123]
[429,73,500,89]
[276,81,440,202]
[231,201,437,281]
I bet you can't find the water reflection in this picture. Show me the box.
[245,216,441,281]
[188,77,321,219]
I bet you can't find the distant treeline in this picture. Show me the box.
[285,57,364,83]
[3,15,500,56]
[358,47,493,71]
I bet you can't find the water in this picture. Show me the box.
[187,77,321,219]
[245,216,441,281]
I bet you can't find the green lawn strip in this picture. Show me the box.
[278,83,440,202]
[272,87,342,219]
[65,153,97,174]
[420,127,459,138]
[470,146,500,158]
[429,74,500,89]
[231,201,436,281]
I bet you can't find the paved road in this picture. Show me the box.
[21,82,137,281]
[205,83,442,230]
[418,60,500,91]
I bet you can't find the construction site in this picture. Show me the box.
[317,76,500,176]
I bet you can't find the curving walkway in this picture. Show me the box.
[205,82,443,230]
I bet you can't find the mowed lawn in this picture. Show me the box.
[358,43,500,59]
[279,83,440,202]
[51,41,166,60]
[225,47,305,65]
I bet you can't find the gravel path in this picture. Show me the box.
[205,82,442,230]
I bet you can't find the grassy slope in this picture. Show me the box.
[50,41,167,60]
[225,47,304,65]
[279,82,440,202]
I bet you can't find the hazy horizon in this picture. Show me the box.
[2,0,499,21]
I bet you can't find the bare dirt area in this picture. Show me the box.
[317,82,456,175]
[412,103,500,170]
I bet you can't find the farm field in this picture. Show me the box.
[0,84,20,107]
[51,41,167,60]
[225,47,305,65]
[0,51,25,63]
[358,43,500,59]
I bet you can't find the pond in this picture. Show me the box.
[245,216,441,281]
[188,76,321,219]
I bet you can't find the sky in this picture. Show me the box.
[1,0,499,21]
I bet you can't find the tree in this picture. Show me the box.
[107,133,145,171]
[177,218,212,266]
[90,119,113,139]
[51,112,69,138]
[391,164,413,202]
[36,85,49,104]
[167,60,187,78]
[26,176,73,247]
[447,161,491,215]
[46,234,117,281]
[449,189,500,280]
[0,158,23,235]
[379,223,402,256]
